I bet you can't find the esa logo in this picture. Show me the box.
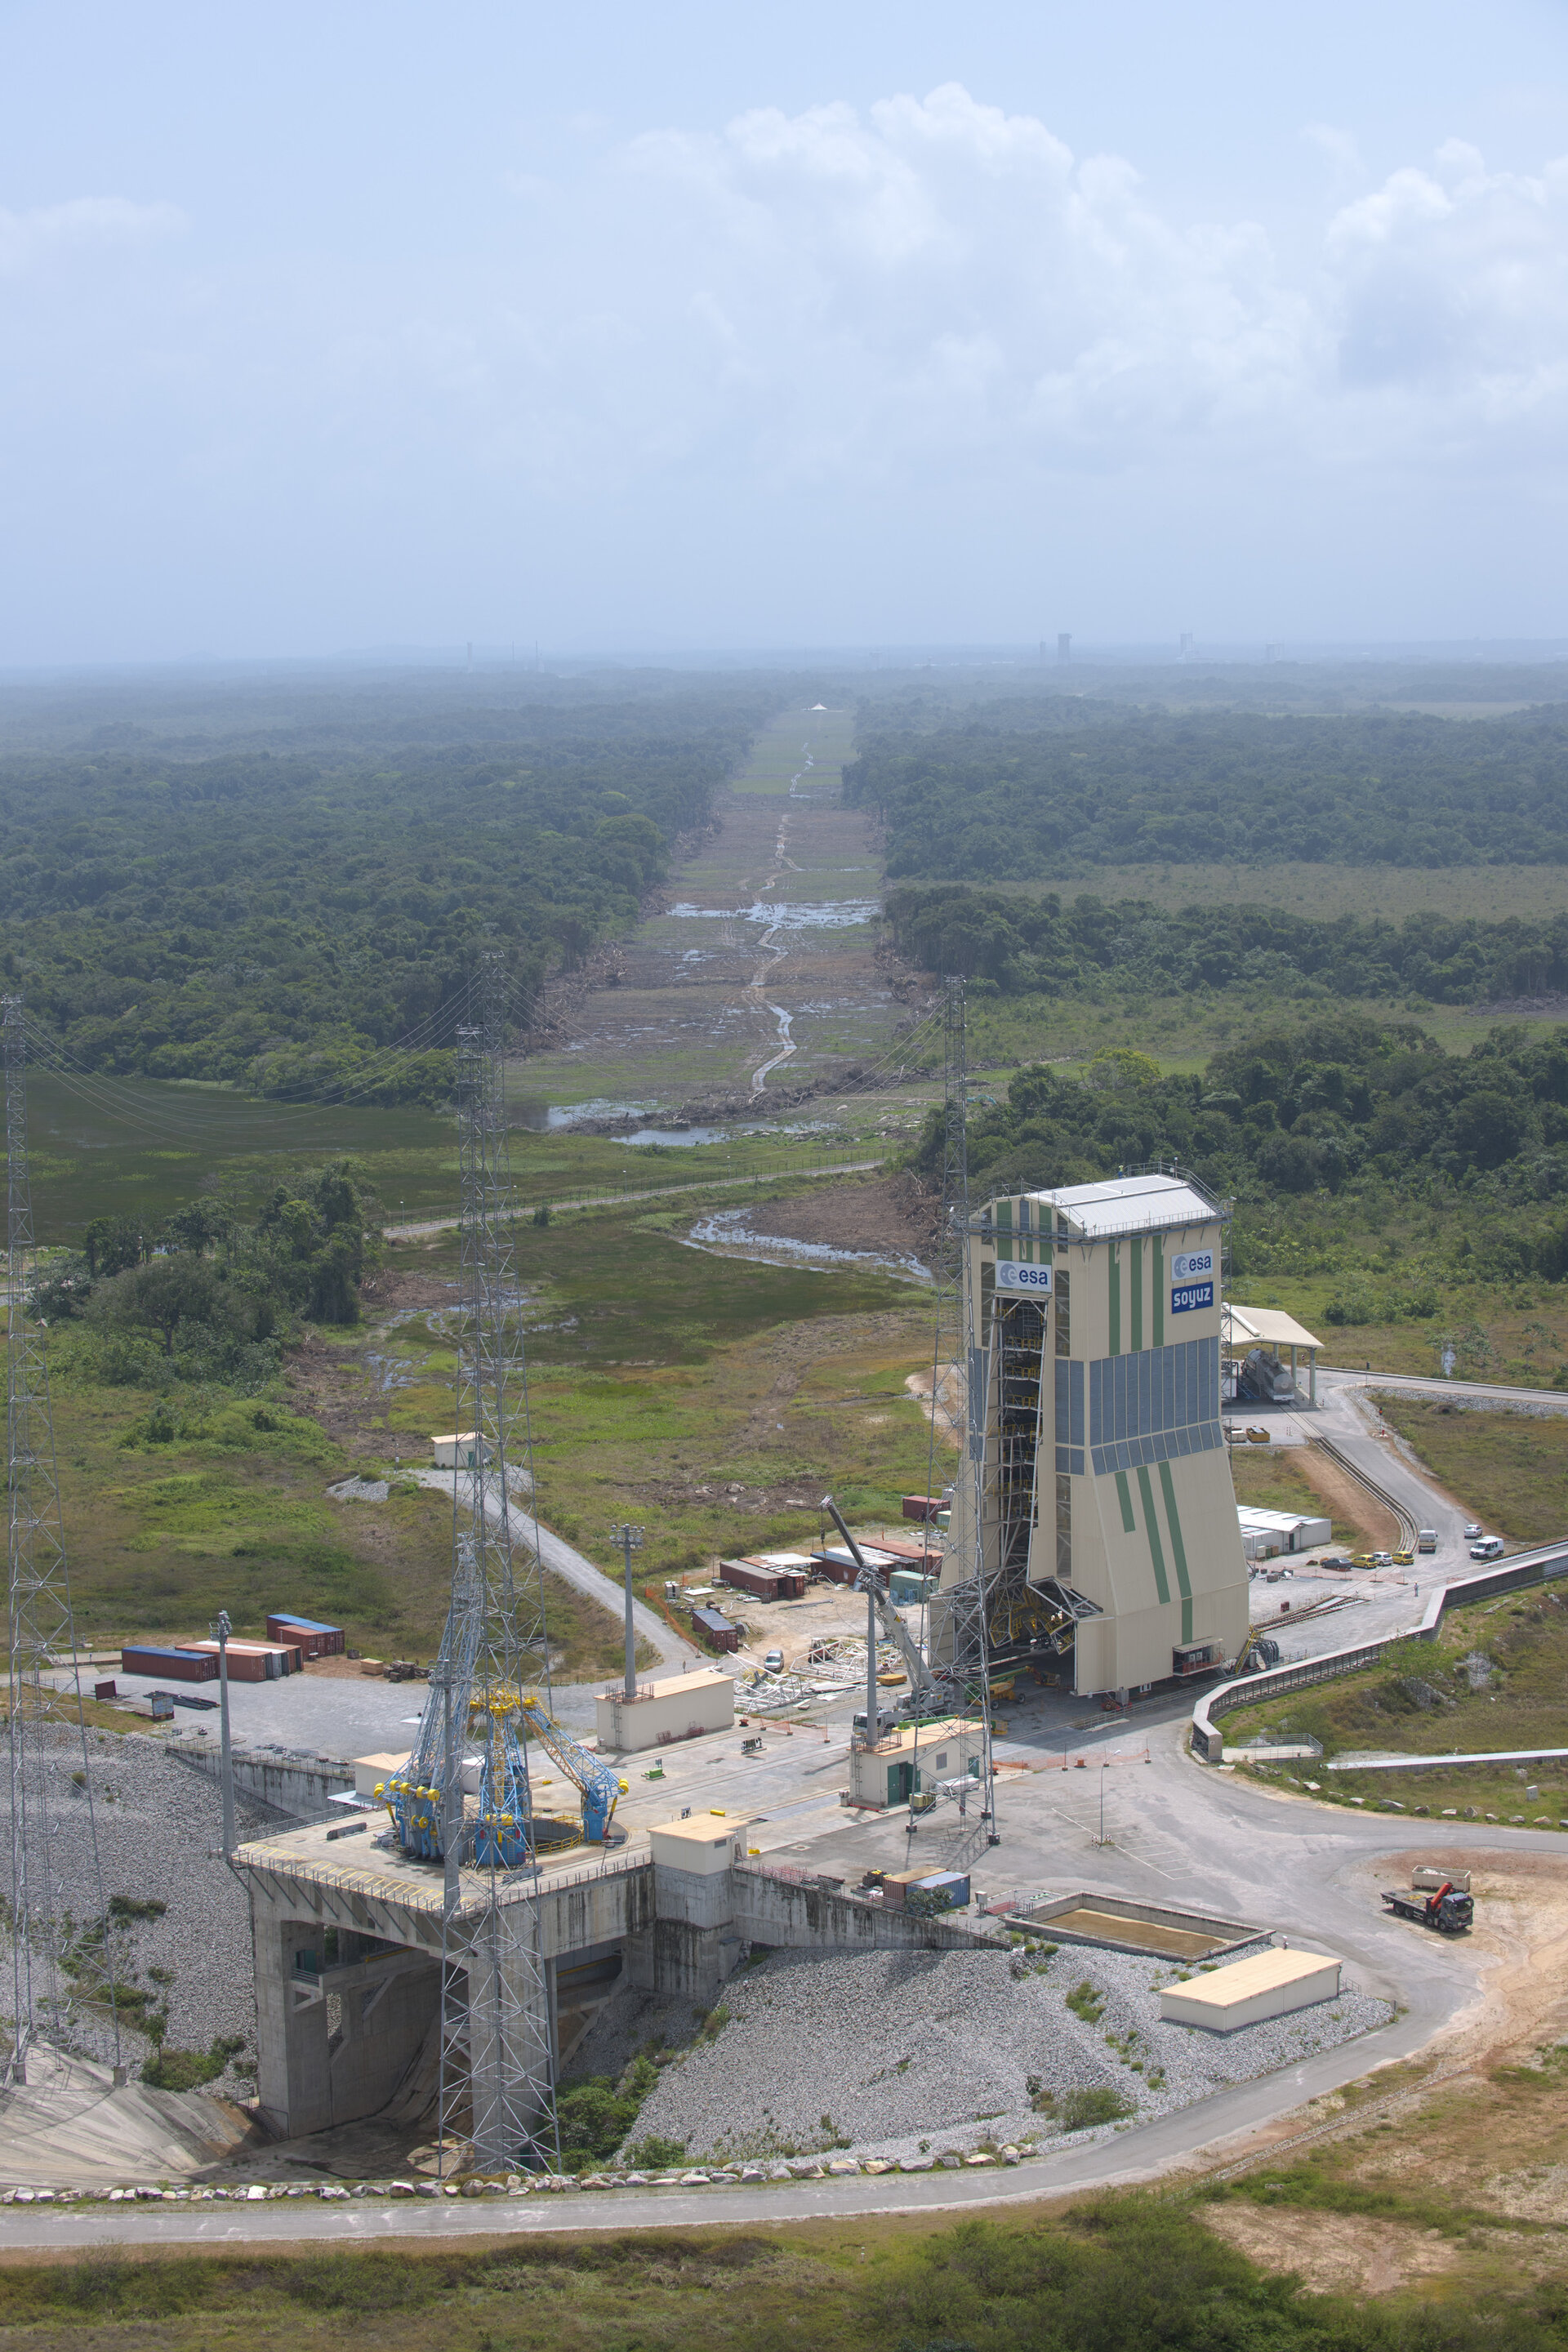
[1170,1250,1214,1282]
[996,1259,1053,1294]
[1171,1281,1214,1316]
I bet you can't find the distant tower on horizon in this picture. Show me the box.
[1057,632,1071,664]
[1179,632,1194,658]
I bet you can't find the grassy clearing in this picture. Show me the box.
[1229,1254,1568,1386]
[922,860,1568,924]
[25,1072,458,1244]
[1228,1445,1362,1548]
[728,703,857,795]
[1221,1590,1568,1815]
[0,2193,1554,2348]
[963,984,1567,1085]
[372,1224,938,1583]
[46,1365,627,1672]
[1379,1400,1568,1548]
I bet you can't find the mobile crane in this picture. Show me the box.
[821,1495,941,1713]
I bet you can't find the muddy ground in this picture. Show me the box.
[1199,1854,1568,2294]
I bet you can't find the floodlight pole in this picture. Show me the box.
[610,1525,644,1702]
[211,1610,235,1860]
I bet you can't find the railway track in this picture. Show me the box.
[1307,1433,1420,1551]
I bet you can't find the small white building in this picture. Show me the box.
[595,1666,734,1754]
[430,1432,493,1469]
[648,1815,744,1874]
[1236,1505,1332,1561]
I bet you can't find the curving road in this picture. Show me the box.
[2,1715,1555,2251]
[0,1353,1557,2248]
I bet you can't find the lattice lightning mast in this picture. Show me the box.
[381,960,560,2172]
[4,996,117,2082]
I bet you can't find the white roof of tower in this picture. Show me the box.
[1024,1171,1217,1240]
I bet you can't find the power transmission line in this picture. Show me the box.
[3,996,118,2083]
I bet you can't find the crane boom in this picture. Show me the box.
[822,1495,938,1704]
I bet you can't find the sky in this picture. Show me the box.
[4,0,1568,662]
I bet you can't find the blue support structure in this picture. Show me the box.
[519,1695,625,1843]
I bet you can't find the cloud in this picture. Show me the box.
[497,82,1568,491]
[602,85,1316,479]
[1326,149,1568,431]
[3,86,1568,651]
[0,196,186,277]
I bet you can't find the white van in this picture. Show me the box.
[1469,1535,1505,1561]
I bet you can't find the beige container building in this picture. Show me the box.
[595,1666,734,1754]
[943,1170,1249,1696]
[1158,1945,1341,2031]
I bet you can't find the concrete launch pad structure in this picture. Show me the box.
[235,1808,979,2145]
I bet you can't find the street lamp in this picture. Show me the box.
[1097,1759,1109,1848]
[609,1525,644,1701]
[209,1609,235,1859]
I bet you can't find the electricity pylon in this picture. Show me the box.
[4,996,118,2082]
[430,961,559,2174]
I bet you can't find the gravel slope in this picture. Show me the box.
[620,1941,1393,2167]
[1,1728,274,2095]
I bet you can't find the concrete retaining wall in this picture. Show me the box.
[733,1867,1000,1955]
[167,1742,354,1820]
[1191,1541,1568,1762]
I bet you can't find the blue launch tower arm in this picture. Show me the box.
[519,1697,624,1842]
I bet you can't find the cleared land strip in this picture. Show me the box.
[381,1157,885,1239]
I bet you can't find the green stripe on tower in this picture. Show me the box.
[1114,1471,1136,1534]
[1152,1237,1165,1348]
[1158,1463,1194,1655]
[1134,1467,1169,1605]
[1107,1247,1120,1356]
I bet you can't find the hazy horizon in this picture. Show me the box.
[5,0,1568,664]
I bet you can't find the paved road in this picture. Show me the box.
[2,1732,1555,2249]
[384,1160,884,1241]
[409,1469,697,1688]
[7,1343,1558,2247]
[1322,1368,1568,1412]
[1232,1372,1552,1666]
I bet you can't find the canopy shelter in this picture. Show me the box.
[1223,1304,1325,1407]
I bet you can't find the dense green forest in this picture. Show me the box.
[31,1159,381,1405]
[919,1015,1568,1300]
[0,672,781,1102]
[847,706,1568,875]
[887,883,1568,1006]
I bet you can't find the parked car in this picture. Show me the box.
[1372,1551,1394,1568]
[1392,1548,1415,1566]
[1469,1535,1505,1561]
[763,1648,785,1672]
[1463,1521,1483,1539]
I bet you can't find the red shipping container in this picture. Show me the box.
[120,1646,217,1684]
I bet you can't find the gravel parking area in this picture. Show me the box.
[618,1940,1393,2167]
[0,1728,273,2097]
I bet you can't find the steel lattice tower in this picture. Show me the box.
[432,964,560,2174]
[4,997,117,2082]
[923,980,998,1823]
